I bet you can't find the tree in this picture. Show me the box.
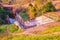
[28,3,36,19]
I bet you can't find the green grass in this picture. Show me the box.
[8,24,23,33]
[2,34,60,40]
[33,24,60,34]
[0,23,60,40]
[0,24,23,33]
[0,25,7,33]
[7,24,23,33]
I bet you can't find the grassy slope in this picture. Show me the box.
[0,20,60,40]
[33,24,60,34]
[0,24,23,33]
[0,23,60,40]
[2,34,60,40]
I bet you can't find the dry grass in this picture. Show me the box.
[43,12,60,21]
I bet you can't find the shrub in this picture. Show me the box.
[19,8,29,21]
[39,2,56,14]
[28,3,37,19]
[0,4,10,24]
[28,1,56,19]
[0,9,10,19]
[0,4,10,19]
[0,9,10,24]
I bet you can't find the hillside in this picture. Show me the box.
[0,0,60,40]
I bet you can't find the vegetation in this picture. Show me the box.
[2,34,60,40]
[19,8,29,21]
[0,0,59,40]
[0,24,60,40]
[0,25,7,33]
[28,3,36,19]
[28,1,56,19]
[0,24,23,33]
[8,24,23,33]
[0,8,10,19]
[0,0,56,20]
[0,4,10,24]
[33,24,60,34]
[39,2,56,14]
[0,18,4,24]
